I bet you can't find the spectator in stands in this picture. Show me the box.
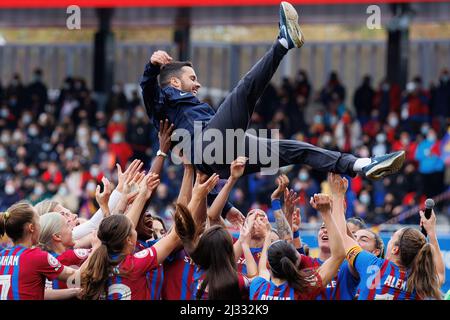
[334,111,362,153]
[415,128,445,198]
[27,68,48,115]
[430,69,450,131]
[353,75,375,124]
[320,71,346,106]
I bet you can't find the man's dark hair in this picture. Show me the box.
[159,61,193,87]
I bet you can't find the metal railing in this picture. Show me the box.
[1,39,449,99]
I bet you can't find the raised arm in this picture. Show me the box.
[95,177,113,217]
[327,173,360,252]
[239,214,258,279]
[177,164,195,207]
[257,220,273,281]
[271,175,293,242]
[152,227,182,265]
[292,208,302,249]
[310,194,346,286]
[187,173,219,226]
[140,50,172,118]
[149,119,174,176]
[208,157,247,224]
[126,172,160,228]
[420,209,446,285]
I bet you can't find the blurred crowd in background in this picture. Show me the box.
[0,67,449,228]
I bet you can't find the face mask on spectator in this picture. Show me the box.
[22,114,32,125]
[401,137,410,145]
[112,134,123,143]
[298,171,309,182]
[313,114,323,124]
[112,114,122,122]
[0,133,9,144]
[376,133,386,144]
[136,111,145,119]
[5,184,15,195]
[427,133,437,142]
[421,124,430,135]
[86,182,96,193]
[0,108,9,118]
[28,127,38,137]
[359,194,371,205]
[91,134,100,144]
[388,116,399,127]
[65,150,74,160]
[58,186,68,196]
[34,186,44,196]
[29,168,38,177]
[0,148,6,157]
[13,131,22,142]
[293,182,302,192]
[0,161,7,171]
[90,167,100,177]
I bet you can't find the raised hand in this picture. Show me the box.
[226,209,246,229]
[230,156,248,180]
[328,172,348,196]
[239,213,256,246]
[116,159,143,193]
[96,176,113,216]
[420,209,437,237]
[283,188,299,225]
[192,172,220,200]
[271,174,289,200]
[292,207,301,232]
[138,172,160,200]
[310,193,332,214]
[158,119,175,154]
[150,50,173,66]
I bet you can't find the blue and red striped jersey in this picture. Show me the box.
[299,255,359,300]
[135,240,164,300]
[49,248,90,290]
[161,248,199,300]
[0,245,63,300]
[347,247,417,300]
[249,274,323,300]
[101,246,158,300]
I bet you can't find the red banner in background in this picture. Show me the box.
[0,0,446,8]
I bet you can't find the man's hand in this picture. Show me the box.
[158,119,175,154]
[230,156,248,181]
[271,174,289,200]
[328,172,348,196]
[310,193,332,214]
[150,50,173,66]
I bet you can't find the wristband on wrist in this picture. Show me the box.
[271,199,282,211]
[293,230,300,238]
[156,150,168,158]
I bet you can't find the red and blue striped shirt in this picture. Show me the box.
[250,274,323,300]
[0,245,63,300]
[347,247,417,300]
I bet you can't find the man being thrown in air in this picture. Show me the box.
[140,2,405,185]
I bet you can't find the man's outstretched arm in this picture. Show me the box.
[140,50,172,121]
